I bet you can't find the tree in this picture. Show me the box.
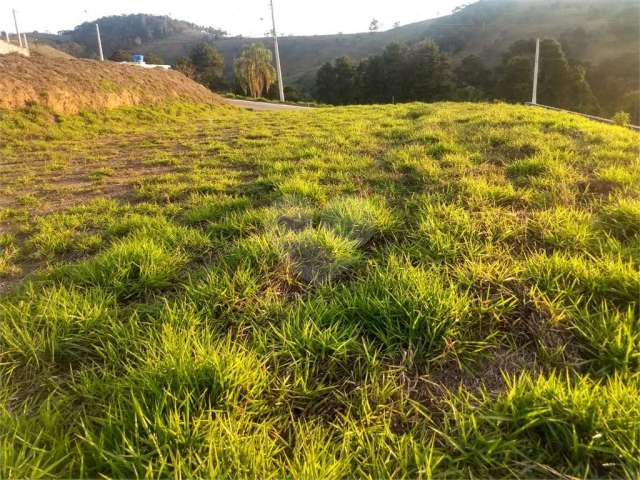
[588,53,639,118]
[358,43,418,104]
[537,39,575,108]
[315,41,454,105]
[144,52,164,65]
[283,85,306,102]
[498,55,533,102]
[497,38,599,113]
[109,49,133,62]
[234,43,277,98]
[174,57,196,79]
[369,19,380,33]
[454,55,492,97]
[358,56,386,103]
[314,57,358,105]
[316,62,337,103]
[333,57,358,104]
[190,43,225,90]
[381,43,410,102]
[405,40,453,101]
[567,64,599,114]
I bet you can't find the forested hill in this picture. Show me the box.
[256,0,638,87]
[33,0,639,87]
[32,14,227,60]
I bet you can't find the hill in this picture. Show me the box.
[1,100,639,477]
[211,0,639,89]
[30,42,76,59]
[32,0,640,89]
[31,14,226,60]
[0,54,222,113]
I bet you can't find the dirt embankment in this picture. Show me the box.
[0,53,223,113]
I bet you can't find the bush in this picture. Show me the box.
[612,111,631,126]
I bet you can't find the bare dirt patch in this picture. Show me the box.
[0,54,223,113]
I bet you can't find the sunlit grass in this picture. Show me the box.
[0,101,638,477]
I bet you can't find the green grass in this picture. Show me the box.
[0,101,639,478]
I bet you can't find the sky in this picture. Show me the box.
[2,0,463,38]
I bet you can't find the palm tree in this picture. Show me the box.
[234,43,276,98]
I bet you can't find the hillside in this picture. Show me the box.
[33,0,640,89]
[30,42,76,59]
[207,0,640,87]
[32,14,226,60]
[0,54,222,113]
[1,100,639,477]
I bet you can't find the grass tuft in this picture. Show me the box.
[598,199,640,241]
[63,235,187,299]
[331,256,470,361]
[318,196,396,245]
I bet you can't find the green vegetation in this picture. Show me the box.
[234,44,277,99]
[174,43,226,91]
[316,38,599,116]
[33,0,639,121]
[53,14,227,58]
[0,101,639,477]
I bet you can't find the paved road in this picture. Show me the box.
[225,98,310,111]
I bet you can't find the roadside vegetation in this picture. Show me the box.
[0,101,638,477]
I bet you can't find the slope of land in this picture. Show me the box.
[209,0,639,87]
[0,101,639,477]
[33,0,640,87]
[0,54,222,113]
[30,42,76,59]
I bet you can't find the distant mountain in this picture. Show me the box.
[33,0,639,92]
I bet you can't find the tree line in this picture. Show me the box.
[159,36,637,124]
[314,38,639,123]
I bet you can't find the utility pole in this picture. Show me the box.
[95,23,104,61]
[532,38,540,104]
[13,9,22,47]
[269,0,285,102]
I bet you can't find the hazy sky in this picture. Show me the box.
[2,1,464,38]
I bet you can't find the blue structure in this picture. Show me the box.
[132,54,144,64]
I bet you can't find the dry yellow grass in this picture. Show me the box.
[0,54,223,113]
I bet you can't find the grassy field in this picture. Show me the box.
[0,101,639,478]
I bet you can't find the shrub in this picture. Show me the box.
[612,111,631,127]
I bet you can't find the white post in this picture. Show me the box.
[96,23,104,61]
[23,33,28,50]
[13,9,23,47]
[532,38,540,104]
[4,31,9,43]
[270,0,285,102]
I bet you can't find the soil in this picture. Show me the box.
[0,53,223,113]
